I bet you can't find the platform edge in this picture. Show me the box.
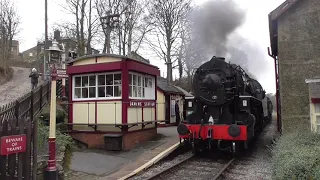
[117,141,182,180]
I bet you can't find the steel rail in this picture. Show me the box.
[145,154,194,180]
[212,158,235,180]
[144,155,235,180]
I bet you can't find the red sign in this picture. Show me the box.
[129,101,156,107]
[1,134,27,156]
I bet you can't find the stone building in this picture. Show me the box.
[305,78,320,133]
[21,30,100,62]
[269,0,320,133]
[0,39,20,60]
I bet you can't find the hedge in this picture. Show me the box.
[271,128,320,179]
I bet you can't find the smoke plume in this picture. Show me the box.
[187,0,268,79]
[190,0,246,57]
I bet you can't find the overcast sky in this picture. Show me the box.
[14,0,282,94]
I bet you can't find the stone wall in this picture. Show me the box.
[277,0,320,133]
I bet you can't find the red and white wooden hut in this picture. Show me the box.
[66,53,161,150]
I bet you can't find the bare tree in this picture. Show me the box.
[95,0,122,53]
[95,0,149,55]
[0,0,20,73]
[60,0,99,56]
[147,0,191,83]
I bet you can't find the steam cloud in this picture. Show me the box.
[188,0,268,79]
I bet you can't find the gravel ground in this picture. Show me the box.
[129,151,194,180]
[130,118,277,180]
[0,67,44,107]
[223,119,277,180]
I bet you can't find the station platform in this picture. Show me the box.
[65,127,180,180]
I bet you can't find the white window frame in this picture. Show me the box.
[129,72,155,100]
[313,103,320,133]
[72,72,122,101]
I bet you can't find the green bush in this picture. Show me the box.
[271,129,320,180]
[40,103,66,124]
[38,120,75,153]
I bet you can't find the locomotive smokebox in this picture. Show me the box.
[202,74,221,91]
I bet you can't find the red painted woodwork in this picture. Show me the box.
[311,98,320,104]
[67,61,122,74]
[179,124,247,141]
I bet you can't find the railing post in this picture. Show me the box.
[39,85,43,108]
[30,90,34,119]
[14,100,20,122]
[47,82,50,102]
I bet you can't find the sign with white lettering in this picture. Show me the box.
[56,69,68,78]
[129,101,156,107]
[0,134,27,155]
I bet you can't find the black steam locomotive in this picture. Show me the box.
[177,56,273,155]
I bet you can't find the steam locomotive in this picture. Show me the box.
[177,56,273,155]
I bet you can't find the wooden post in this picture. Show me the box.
[30,91,34,119]
[47,82,50,102]
[39,85,43,108]
[15,100,20,123]
[32,115,38,179]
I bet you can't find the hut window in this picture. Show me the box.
[73,75,96,99]
[73,72,121,100]
[97,73,122,98]
[129,73,155,99]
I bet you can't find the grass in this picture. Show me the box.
[271,127,320,180]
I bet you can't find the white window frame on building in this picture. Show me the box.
[72,72,122,101]
[129,72,155,100]
[311,103,320,133]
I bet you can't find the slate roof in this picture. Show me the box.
[174,86,194,97]
[269,0,300,56]
[127,51,150,64]
[67,53,158,69]
[157,77,184,95]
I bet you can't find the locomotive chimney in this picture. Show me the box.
[217,57,225,61]
[211,56,225,61]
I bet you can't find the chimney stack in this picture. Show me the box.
[54,30,61,40]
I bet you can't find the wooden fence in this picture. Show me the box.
[0,81,51,121]
[0,118,36,180]
[0,81,52,180]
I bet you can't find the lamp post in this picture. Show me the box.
[60,43,67,100]
[44,40,62,180]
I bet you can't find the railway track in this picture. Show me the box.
[144,153,234,180]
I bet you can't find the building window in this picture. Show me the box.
[171,99,176,116]
[129,73,155,99]
[73,72,122,100]
[314,103,320,132]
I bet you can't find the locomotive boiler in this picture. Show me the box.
[177,56,272,155]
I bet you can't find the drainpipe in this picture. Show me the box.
[268,47,282,134]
